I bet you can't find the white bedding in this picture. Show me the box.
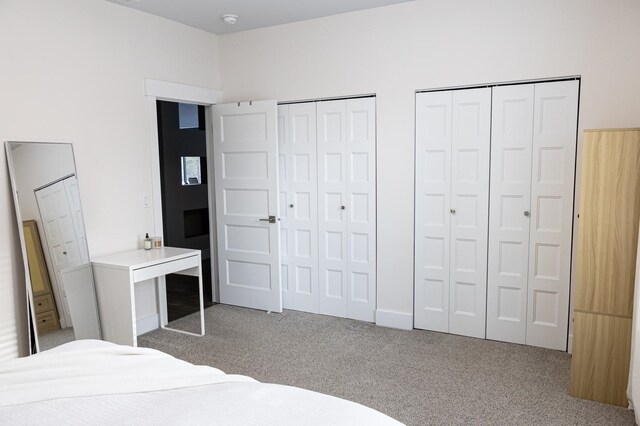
[0,340,402,425]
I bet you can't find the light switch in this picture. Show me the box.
[142,195,150,208]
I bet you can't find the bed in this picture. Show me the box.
[0,340,402,425]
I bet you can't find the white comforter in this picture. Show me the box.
[0,340,402,425]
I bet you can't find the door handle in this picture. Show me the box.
[63,251,67,255]
[524,211,530,217]
[450,209,456,214]
[259,215,277,224]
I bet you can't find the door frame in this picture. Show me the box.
[144,79,222,305]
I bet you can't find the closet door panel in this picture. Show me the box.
[277,106,294,309]
[318,100,349,318]
[346,98,376,322]
[487,84,534,344]
[449,88,491,338]
[414,91,452,332]
[525,81,578,350]
[289,103,319,313]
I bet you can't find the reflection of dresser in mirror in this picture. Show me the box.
[22,220,61,335]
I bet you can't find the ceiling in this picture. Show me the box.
[106,0,415,35]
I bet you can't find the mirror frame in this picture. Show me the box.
[5,141,100,354]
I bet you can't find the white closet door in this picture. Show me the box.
[486,84,534,344]
[212,100,282,313]
[449,88,491,338]
[414,91,452,332]
[526,80,578,350]
[346,98,376,322]
[287,103,319,313]
[277,106,293,309]
[318,100,349,317]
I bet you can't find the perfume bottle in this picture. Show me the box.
[144,233,152,250]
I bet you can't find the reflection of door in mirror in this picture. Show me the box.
[22,220,61,335]
[6,141,101,353]
[35,175,86,328]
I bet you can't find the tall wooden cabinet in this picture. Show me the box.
[571,128,640,407]
[23,220,60,335]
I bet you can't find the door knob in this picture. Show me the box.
[524,211,530,217]
[341,205,346,210]
[450,209,456,214]
[259,215,277,223]
[63,251,67,255]
[289,204,294,208]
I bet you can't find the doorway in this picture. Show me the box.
[157,100,214,321]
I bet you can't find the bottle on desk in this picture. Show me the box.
[144,233,152,250]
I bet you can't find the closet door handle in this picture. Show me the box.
[289,204,294,208]
[524,211,530,217]
[340,205,346,210]
[450,209,456,214]
[259,215,277,223]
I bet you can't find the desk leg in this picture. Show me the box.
[158,276,168,327]
[198,257,205,336]
[159,256,205,337]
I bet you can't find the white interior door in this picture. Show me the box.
[448,88,491,338]
[36,178,83,327]
[414,91,452,332]
[64,176,89,264]
[318,100,349,318]
[345,98,376,322]
[278,103,319,313]
[212,100,282,313]
[525,80,579,350]
[486,84,534,344]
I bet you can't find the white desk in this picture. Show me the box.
[92,247,205,346]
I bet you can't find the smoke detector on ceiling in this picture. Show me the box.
[222,14,238,25]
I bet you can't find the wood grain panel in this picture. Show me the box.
[570,311,632,407]
[575,129,640,316]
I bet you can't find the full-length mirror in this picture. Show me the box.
[5,141,101,353]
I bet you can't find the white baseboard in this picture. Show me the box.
[136,314,160,336]
[376,309,413,330]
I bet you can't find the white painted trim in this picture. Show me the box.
[144,79,222,302]
[375,309,413,330]
[136,313,160,336]
[145,79,222,105]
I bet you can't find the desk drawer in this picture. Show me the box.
[34,294,55,314]
[133,255,200,282]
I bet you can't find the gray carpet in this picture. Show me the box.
[39,327,75,351]
[138,304,635,425]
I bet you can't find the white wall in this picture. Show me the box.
[218,0,640,327]
[0,0,220,360]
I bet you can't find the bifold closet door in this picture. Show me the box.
[317,98,376,321]
[486,84,535,344]
[278,103,319,313]
[487,81,578,350]
[525,81,578,350]
[414,88,491,337]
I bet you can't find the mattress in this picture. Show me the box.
[0,340,402,425]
